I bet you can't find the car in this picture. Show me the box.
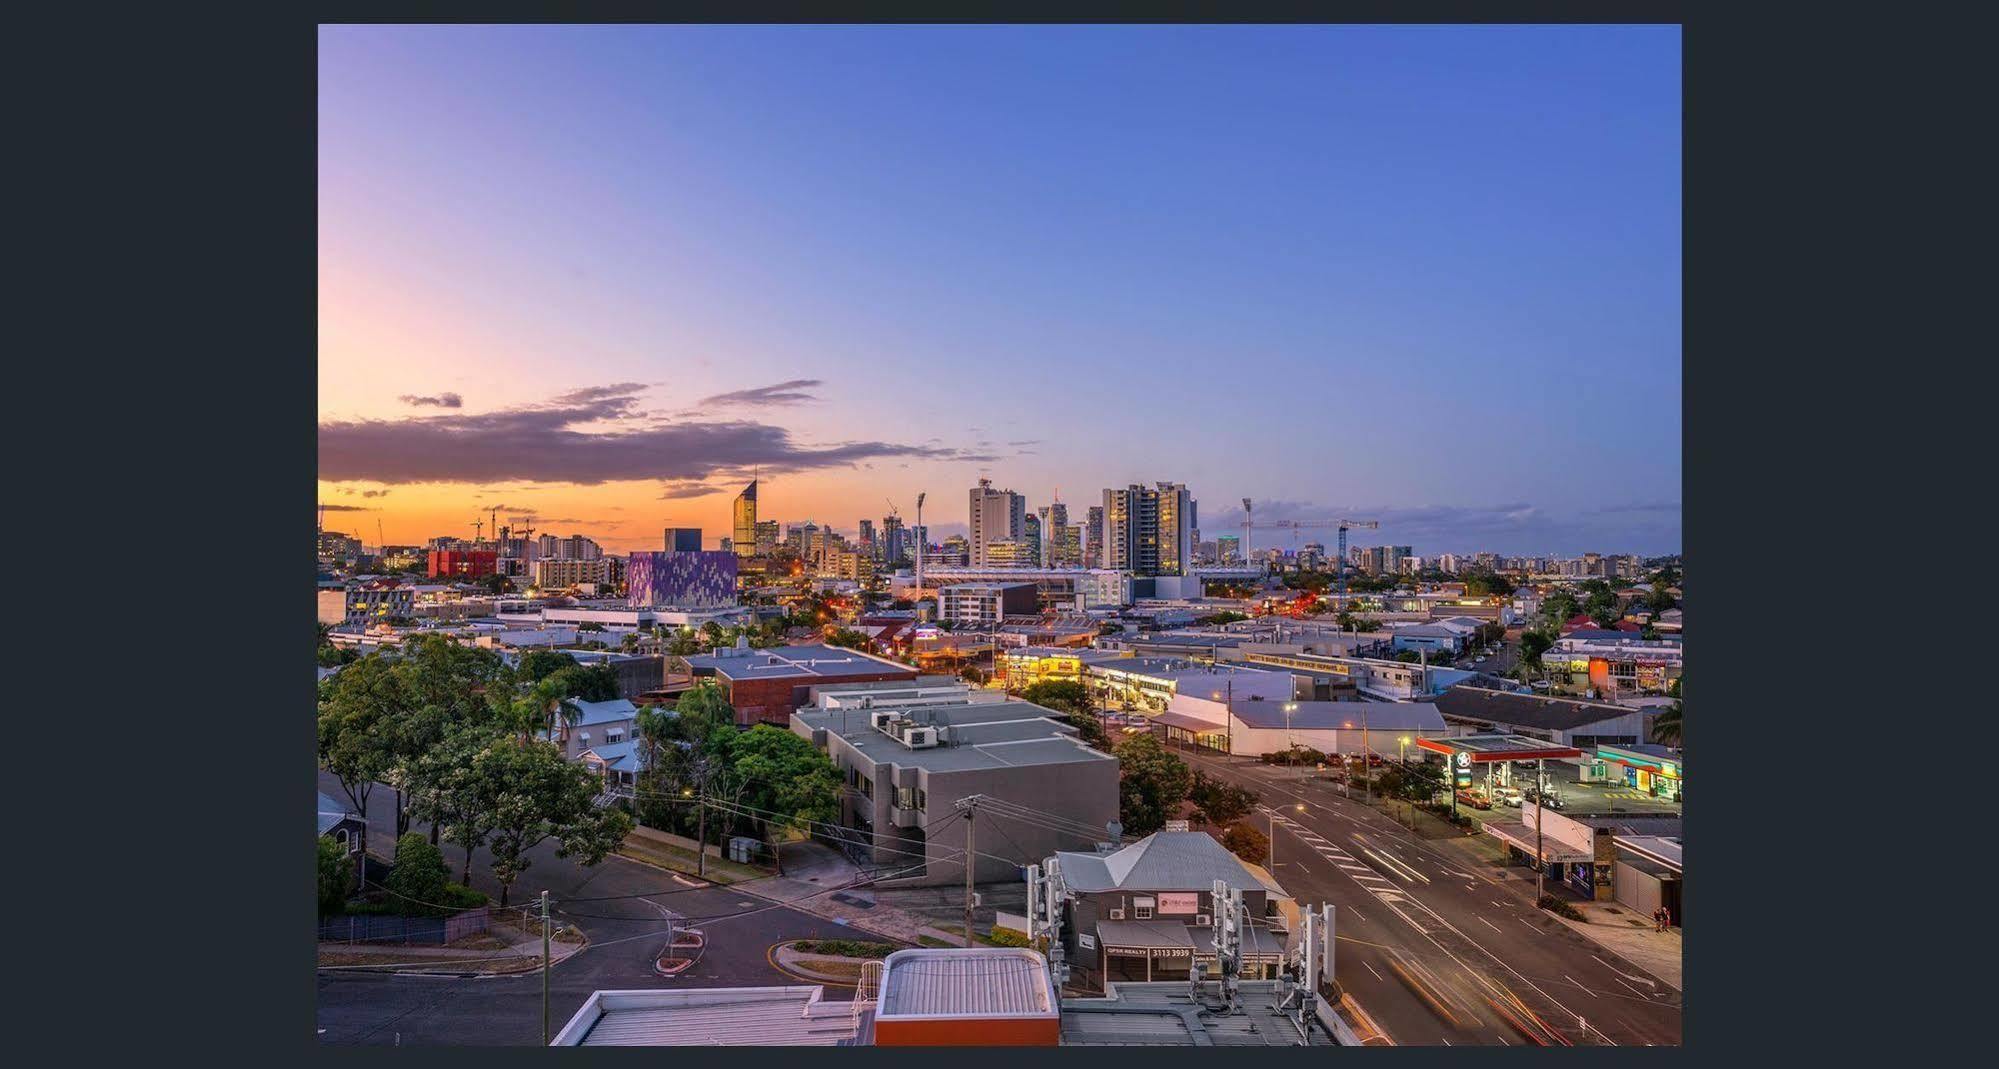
[1497,786,1524,807]
[1455,788,1493,810]
[1523,788,1565,810]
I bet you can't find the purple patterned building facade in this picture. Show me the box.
[626,551,738,609]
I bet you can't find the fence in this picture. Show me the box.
[317,907,490,945]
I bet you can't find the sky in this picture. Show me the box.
[319,25,1681,557]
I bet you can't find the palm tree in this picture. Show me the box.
[1652,702,1682,747]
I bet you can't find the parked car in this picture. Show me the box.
[1523,788,1565,810]
[1455,788,1493,810]
[1497,786,1524,807]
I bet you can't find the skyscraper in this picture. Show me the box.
[732,479,758,559]
[1217,534,1241,564]
[881,514,907,564]
[1085,506,1105,568]
[663,527,702,553]
[858,519,876,559]
[1102,482,1196,577]
[1021,513,1044,567]
[968,477,1026,568]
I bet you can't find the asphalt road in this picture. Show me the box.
[317,770,865,1046]
[1178,754,1681,1047]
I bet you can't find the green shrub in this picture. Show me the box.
[792,939,896,959]
[986,927,1030,947]
[386,833,451,914]
[1537,894,1585,920]
[317,838,356,916]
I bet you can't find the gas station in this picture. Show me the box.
[1414,734,1585,813]
[1591,743,1683,803]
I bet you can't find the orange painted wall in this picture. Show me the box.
[871,1016,1061,1047]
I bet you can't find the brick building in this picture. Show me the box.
[683,642,918,727]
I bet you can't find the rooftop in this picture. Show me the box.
[568,697,640,728]
[795,701,1113,773]
[685,644,915,681]
[1060,982,1336,1046]
[1054,831,1289,897]
[550,987,857,1046]
[1434,686,1642,732]
[877,948,1059,1019]
[1223,700,1446,733]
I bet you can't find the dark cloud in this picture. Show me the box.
[318,503,375,512]
[659,481,726,499]
[318,383,987,485]
[337,488,392,498]
[1207,500,1678,556]
[697,379,823,408]
[398,392,464,408]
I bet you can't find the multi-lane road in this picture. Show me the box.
[1180,750,1681,1046]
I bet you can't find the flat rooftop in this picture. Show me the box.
[550,987,858,1046]
[877,948,1058,1019]
[1060,982,1336,1046]
[796,704,1113,772]
[685,644,914,680]
[1416,734,1584,761]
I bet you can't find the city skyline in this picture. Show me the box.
[319,25,1681,556]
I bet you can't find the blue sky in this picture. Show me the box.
[320,25,1681,555]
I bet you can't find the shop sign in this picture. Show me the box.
[1150,948,1191,958]
[1158,892,1200,915]
[1455,751,1472,770]
[1078,934,1096,950]
[1107,946,1148,957]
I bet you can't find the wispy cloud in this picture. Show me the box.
[659,481,726,499]
[318,503,375,512]
[338,488,392,498]
[1587,501,1681,515]
[398,392,463,408]
[319,382,993,484]
[697,379,823,408]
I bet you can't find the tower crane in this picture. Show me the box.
[1236,499,1379,596]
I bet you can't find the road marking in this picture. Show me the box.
[1564,975,1597,998]
[1364,961,1384,981]
[1614,978,1644,998]
[1441,1037,1452,1046]
[1519,918,1541,933]
[1477,916,1501,933]
[1491,901,1507,909]
[1495,1034,1510,1045]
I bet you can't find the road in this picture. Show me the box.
[1181,753,1681,1047]
[317,770,865,1046]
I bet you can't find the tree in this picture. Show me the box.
[1188,771,1258,826]
[318,838,356,916]
[385,832,450,914]
[823,627,873,651]
[1645,584,1677,612]
[518,649,580,683]
[465,738,633,906]
[1519,630,1553,668]
[548,662,621,703]
[717,725,841,876]
[479,573,510,595]
[1113,732,1193,837]
[404,723,507,882]
[1019,680,1090,716]
[1219,823,1269,864]
[960,665,988,685]
[1652,698,1682,747]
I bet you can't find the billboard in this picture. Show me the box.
[626,551,738,609]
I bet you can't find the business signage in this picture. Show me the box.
[1107,946,1148,957]
[1150,948,1191,958]
[1157,892,1200,915]
[1078,933,1096,950]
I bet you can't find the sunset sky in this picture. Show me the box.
[319,25,1681,556]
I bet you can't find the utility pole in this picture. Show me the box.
[1535,758,1546,900]
[1362,704,1372,803]
[695,764,708,880]
[962,797,977,947]
[540,890,552,1045]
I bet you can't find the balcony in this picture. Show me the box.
[889,803,924,829]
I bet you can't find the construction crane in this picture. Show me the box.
[1237,499,1378,596]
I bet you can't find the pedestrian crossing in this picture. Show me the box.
[1596,789,1655,801]
[1263,807,1426,916]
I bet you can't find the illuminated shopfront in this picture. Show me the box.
[1594,744,1682,802]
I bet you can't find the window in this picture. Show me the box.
[1134,905,1153,920]
[606,730,624,744]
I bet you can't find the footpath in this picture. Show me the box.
[1428,832,1682,991]
[316,920,586,976]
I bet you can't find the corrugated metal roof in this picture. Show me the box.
[1055,831,1289,896]
[877,949,1057,1018]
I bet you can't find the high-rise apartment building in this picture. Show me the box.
[1085,506,1105,569]
[857,519,876,559]
[881,515,907,564]
[937,534,970,567]
[1102,482,1196,576]
[1020,513,1043,567]
[968,478,1026,568]
[732,479,758,559]
[753,520,780,557]
[1050,525,1084,567]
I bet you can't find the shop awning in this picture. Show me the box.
[1096,919,1198,953]
[1417,734,1582,763]
[1480,820,1591,863]
[1190,923,1287,962]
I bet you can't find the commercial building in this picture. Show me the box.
[626,550,739,609]
[1085,506,1104,568]
[1085,658,1299,713]
[1591,743,1684,802]
[686,642,918,726]
[909,567,1134,610]
[1433,686,1653,751]
[663,527,702,553]
[1103,482,1196,577]
[1153,697,1448,758]
[1000,646,1132,688]
[939,582,1039,627]
[732,479,758,559]
[968,478,1027,568]
[426,549,498,579]
[1048,831,1295,989]
[1543,631,1684,696]
[992,615,1103,649]
[791,680,1118,886]
[317,583,415,625]
[1237,648,1472,701]
[983,539,1041,567]
[534,556,624,590]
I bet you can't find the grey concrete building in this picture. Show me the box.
[791,679,1119,887]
